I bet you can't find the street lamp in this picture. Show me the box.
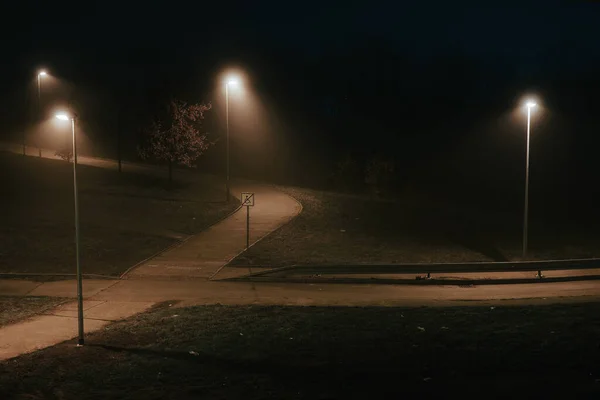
[55,111,85,346]
[225,77,239,201]
[522,100,537,261]
[23,70,49,156]
[36,70,48,157]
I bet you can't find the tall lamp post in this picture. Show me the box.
[225,78,238,202]
[522,100,537,259]
[36,70,48,157]
[56,111,85,346]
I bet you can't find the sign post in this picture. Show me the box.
[246,206,250,249]
[241,192,255,249]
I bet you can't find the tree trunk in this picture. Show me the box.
[168,159,173,185]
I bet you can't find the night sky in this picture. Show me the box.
[3,2,600,80]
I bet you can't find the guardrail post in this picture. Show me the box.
[416,272,432,280]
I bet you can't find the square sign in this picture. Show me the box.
[241,192,255,206]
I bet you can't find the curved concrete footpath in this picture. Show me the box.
[2,145,600,361]
[0,145,302,360]
[125,182,301,279]
[1,143,302,279]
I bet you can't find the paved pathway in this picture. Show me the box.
[10,274,600,360]
[126,182,301,279]
[0,144,302,360]
[0,141,201,180]
[0,299,153,360]
[2,142,301,280]
[3,277,600,307]
[2,143,600,361]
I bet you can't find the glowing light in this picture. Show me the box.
[55,113,70,121]
[526,101,537,108]
[39,70,47,77]
[226,78,239,86]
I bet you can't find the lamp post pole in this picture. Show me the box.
[225,82,230,202]
[57,112,85,345]
[71,116,84,345]
[522,102,536,261]
[37,72,46,157]
[223,78,240,201]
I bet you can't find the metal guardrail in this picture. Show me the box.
[239,258,600,280]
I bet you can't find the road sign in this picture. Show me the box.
[241,192,255,206]
[241,192,254,249]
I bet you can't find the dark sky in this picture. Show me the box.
[247,2,600,61]
[3,1,600,75]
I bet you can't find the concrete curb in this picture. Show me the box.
[236,258,600,278]
[226,273,600,286]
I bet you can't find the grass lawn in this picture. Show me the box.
[2,302,600,398]
[1,153,238,276]
[0,296,67,328]
[232,186,600,267]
